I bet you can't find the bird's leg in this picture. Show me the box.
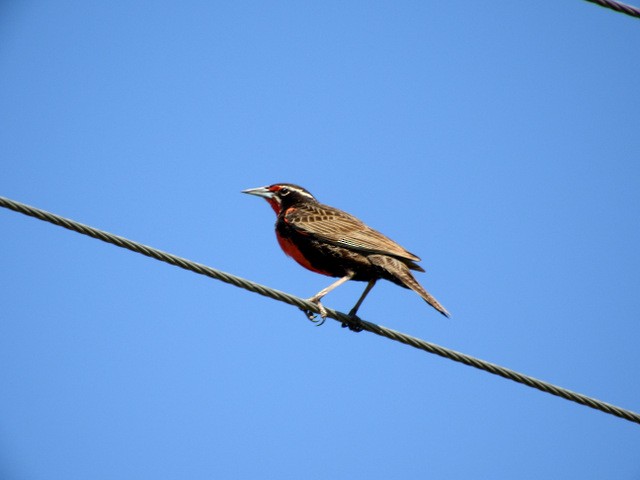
[341,279,377,331]
[347,279,376,317]
[303,272,355,324]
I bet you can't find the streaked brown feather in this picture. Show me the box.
[368,255,450,317]
[283,203,424,271]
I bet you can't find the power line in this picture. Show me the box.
[585,0,640,18]
[1,194,639,426]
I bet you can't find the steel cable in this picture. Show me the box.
[1,195,639,426]
[585,0,640,18]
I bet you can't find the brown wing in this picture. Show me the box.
[283,203,425,271]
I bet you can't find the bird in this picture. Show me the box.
[242,183,450,327]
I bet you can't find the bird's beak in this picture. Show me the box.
[242,186,274,199]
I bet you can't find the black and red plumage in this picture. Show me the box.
[243,183,449,325]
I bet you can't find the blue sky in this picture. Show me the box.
[1,1,639,479]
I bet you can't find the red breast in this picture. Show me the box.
[275,230,331,276]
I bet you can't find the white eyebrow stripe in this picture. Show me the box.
[283,186,316,200]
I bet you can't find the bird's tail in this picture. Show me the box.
[369,255,450,318]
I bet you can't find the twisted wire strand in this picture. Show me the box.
[585,0,640,17]
[1,195,639,426]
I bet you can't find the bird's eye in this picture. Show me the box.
[280,187,290,196]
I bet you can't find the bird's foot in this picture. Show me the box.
[301,298,328,326]
[341,311,364,333]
